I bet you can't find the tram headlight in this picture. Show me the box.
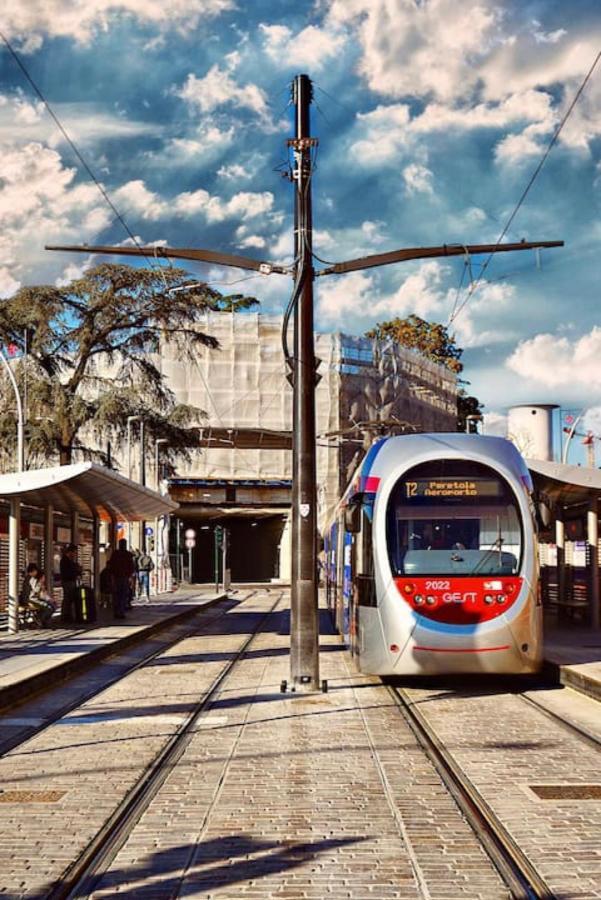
[425,595,436,605]
[484,594,494,605]
[414,595,424,606]
[497,595,506,604]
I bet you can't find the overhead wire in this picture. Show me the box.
[0,29,160,270]
[449,48,601,326]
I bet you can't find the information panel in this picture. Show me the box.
[403,478,503,500]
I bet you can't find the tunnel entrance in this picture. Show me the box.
[183,514,287,583]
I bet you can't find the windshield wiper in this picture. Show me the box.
[469,536,504,576]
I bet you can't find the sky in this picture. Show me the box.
[1,0,601,449]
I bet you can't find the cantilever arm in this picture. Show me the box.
[315,239,564,276]
[45,243,292,276]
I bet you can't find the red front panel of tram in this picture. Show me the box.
[395,576,523,624]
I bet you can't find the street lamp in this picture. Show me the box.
[562,410,585,465]
[0,348,25,634]
[154,438,168,594]
[126,415,140,550]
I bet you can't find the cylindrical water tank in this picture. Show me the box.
[507,404,558,461]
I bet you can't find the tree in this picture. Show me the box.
[0,263,259,471]
[365,314,483,432]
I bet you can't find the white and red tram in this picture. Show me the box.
[324,433,542,675]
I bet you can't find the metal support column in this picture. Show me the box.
[587,504,600,629]
[289,73,320,692]
[71,511,80,547]
[44,504,54,603]
[8,497,21,634]
[556,515,565,608]
[93,514,101,599]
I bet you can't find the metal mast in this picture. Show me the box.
[289,74,319,691]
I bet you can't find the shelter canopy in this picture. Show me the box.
[526,458,601,506]
[0,463,178,521]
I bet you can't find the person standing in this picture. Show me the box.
[107,539,135,619]
[136,549,154,603]
[60,544,82,624]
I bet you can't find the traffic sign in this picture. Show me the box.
[185,538,196,549]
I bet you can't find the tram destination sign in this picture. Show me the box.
[404,478,502,499]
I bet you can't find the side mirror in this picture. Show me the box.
[344,502,361,534]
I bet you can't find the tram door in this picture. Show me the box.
[345,496,376,655]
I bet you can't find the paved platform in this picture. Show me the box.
[543,617,601,701]
[0,586,224,712]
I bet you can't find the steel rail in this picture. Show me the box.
[517,690,601,754]
[387,685,556,900]
[47,590,284,900]
[0,594,234,759]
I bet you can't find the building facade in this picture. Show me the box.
[155,313,458,583]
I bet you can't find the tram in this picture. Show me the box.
[324,433,542,675]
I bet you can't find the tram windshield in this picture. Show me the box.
[387,460,523,577]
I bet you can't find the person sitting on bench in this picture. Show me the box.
[20,563,56,628]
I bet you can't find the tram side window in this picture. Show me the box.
[359,502,374,578]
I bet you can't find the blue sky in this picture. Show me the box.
[1,0,600,439]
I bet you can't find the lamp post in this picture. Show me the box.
[154,438,168,594]
[126,415,140,549]
[562,410,585,465]
[1,348,25,634]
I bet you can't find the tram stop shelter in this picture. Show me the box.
[527,457,601,630]
[0,462,178,633]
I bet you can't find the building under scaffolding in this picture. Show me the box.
[156,313,458,583]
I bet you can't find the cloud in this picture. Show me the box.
[3,0,234,47]
[176,66,271,126]
[259,23,345,70]
[0,94,158,149]
[237,234,266,250]
[0,142,112,292]
[217,163,252,180]
[114,178,274,224]
[317,261,449,324]
[327,0,501,102]
[507,328,601,389]
[482,411,507,436]
[403,163,433,195]
[450,280,516,348]
[349,88,557,169]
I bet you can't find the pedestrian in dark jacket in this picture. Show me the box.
[107,539,135,619]
[60,544,82,624]
[136,550,154,603]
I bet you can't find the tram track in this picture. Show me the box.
[516,688,601,754]
[46,589,285,900]
[0,593,239,759]
[387,684,556,900]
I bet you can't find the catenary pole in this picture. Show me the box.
[289,74,320,692]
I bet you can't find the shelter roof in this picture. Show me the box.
[0,463,178,521]
[526,458,601,506]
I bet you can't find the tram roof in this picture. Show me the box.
[0,462,178,521]
[526,457,601,506]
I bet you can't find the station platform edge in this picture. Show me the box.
[0,595,599,710]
